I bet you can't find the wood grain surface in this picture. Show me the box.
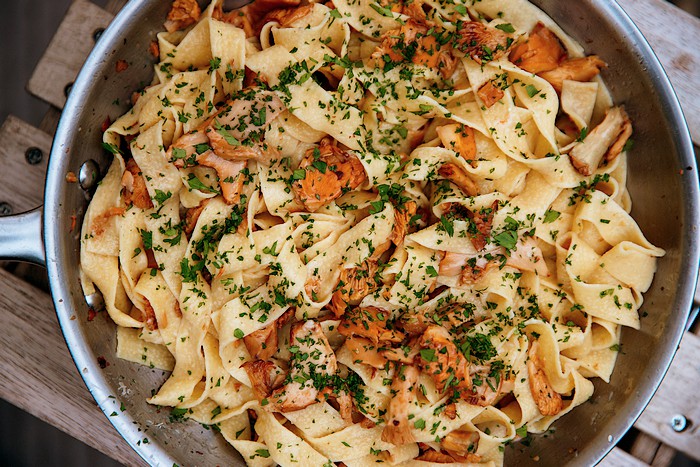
[0,267,146,467]
[0,116,51,213]
[631,432,666,464]
[599,446,650,467]
[635,332,700,460]
[1,0,698,466]
[27,0,114,109]
[617,0,700,145]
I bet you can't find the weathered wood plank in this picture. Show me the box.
[630,432,663,464]
[617,0,700,145]
[0,267,145,467]
[0,117,138,463]
[650,444,677,466]
[0,116,51,214]
[38,106,62,137]
[672,0,700,16]
[600,447,650,467]
[105,0,129,13]
[0,116,51,290]
[634,332,700,461]
[27,0,113,109]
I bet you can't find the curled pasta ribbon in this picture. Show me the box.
[80,0,665,465]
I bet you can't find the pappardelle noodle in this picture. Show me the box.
[80,0,664,465]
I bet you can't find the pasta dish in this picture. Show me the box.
[80,0,665,464]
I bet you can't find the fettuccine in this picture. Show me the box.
[80,0,664,465]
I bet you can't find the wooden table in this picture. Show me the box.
[1,1,699,465]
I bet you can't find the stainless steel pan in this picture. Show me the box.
[0,1,697,465]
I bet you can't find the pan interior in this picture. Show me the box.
[43,1,698,466]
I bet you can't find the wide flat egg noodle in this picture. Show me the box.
[461,58,584,188]
[466,0,585,57]
[77,0,667,466]
[264,3,349,58]
[302,204,395,310]
[80,159,139,327]
[144,195,188,297]
[117,208,149,312]
[333,0,406,38]
[247,45,366,151]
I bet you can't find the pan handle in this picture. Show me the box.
[0,207,45,266]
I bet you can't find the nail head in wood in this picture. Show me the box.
[670,414,688,432]
[25,147,43,165]
[0,202,13,216]
[92,27,105,42]
[26,0,114,109]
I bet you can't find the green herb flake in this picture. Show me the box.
[622,139,634,152]
[543,209,560,223]
[493,230,518,250]
[140,229,153,250]
[369,3,393,17]
[169,407,189,422]
[495,23,516,33]
[194,143,211,154]
[576,127,589,143]
[214,120,241,147]
[312,160,328,173]
[525,84,540,98]
[419,348,437,362]
[172,147,187,160]
[439,216,454,237]
[186,174,218,193]
[154,189,172,205]
[454,4,468,15]
[102,142,122,155]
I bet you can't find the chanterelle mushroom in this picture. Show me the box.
[539,56,607,93]
[381,364,420,445]
[527,340,563,416]
[266,320,337,412]
[569,106,632,176]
